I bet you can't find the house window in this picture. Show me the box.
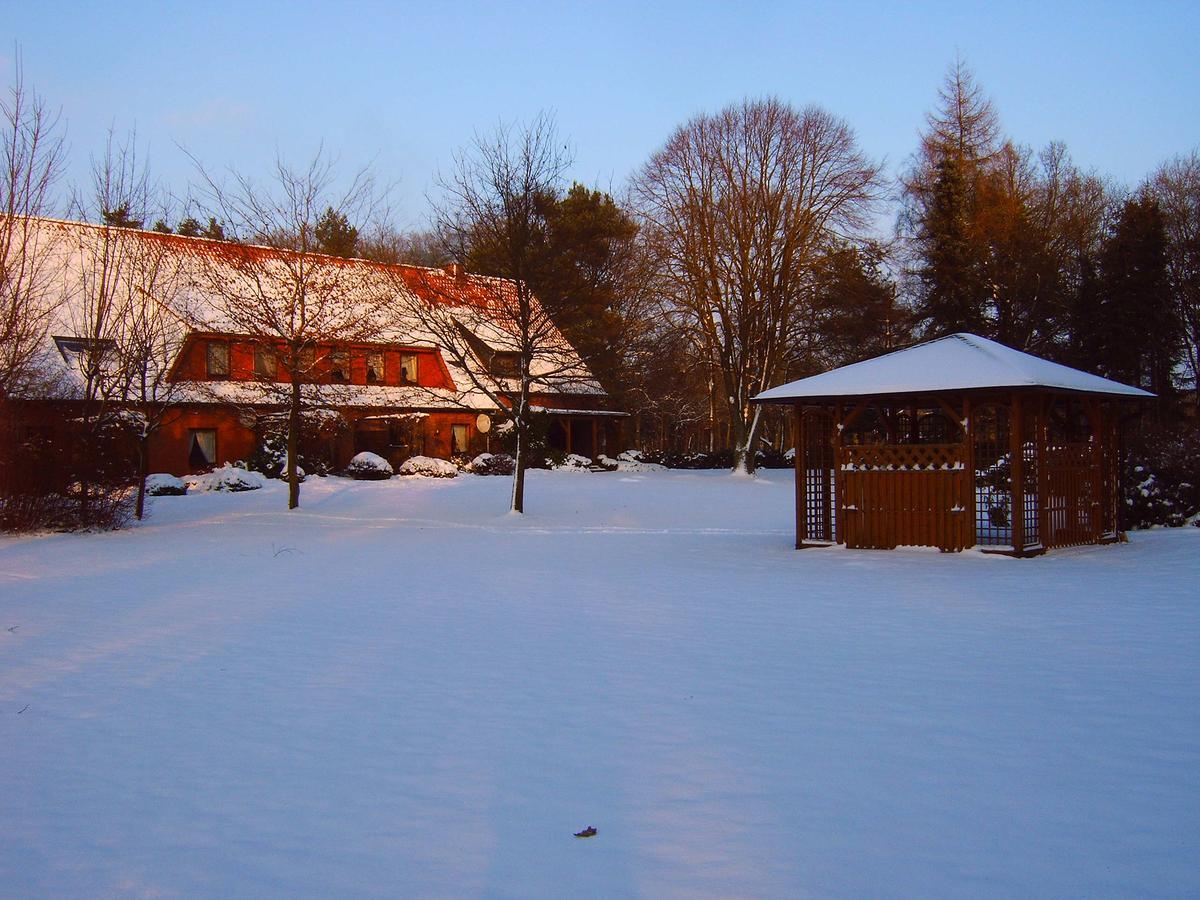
[206,341,230,378]
[400,352,419,385]
[366,351,385,383]
[188,429,217,470]
[330,349,350,381]
[451,423,469,455]
[254,346,277,379]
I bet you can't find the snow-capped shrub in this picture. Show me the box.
[185,465,266,493]
[594,455,620,471]
[550,453,594,471]
[398,455,459,478]
[1121,426,1200,529]
[469,453,515,476]
[145,474,187,496]
[617,449,644,462]
[345,451,394,480]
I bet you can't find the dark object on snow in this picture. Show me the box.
[574,826,597,838]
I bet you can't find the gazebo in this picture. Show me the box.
[753,333,1153,556]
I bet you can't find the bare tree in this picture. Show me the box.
[190,147,383,509]
[0,57,64,400]
[632,97,882,473]
[388,115,582,513]
[58,130,163,524]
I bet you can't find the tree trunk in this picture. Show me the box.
[510,421,525,514]
[134,435,148,520]
[287,380,301,510]
[731,403,763,475]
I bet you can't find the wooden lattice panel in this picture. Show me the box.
[837,443,971,551]
[840,443,964,472]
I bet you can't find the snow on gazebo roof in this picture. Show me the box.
[754,333,1154,403]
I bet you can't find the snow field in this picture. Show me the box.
[0,470,1197,897]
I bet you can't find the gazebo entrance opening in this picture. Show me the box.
[794,392,1121,555]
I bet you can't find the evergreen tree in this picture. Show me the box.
[101,202,142,229]
[202,218,225,240]
[151,219,172,234]
[1096,197,1177,397]
[913,156,987,335]
[176,217,202,237]
[314,206,358,257]
[814,243,905,366]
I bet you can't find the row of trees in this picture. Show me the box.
[3,57,1197,524]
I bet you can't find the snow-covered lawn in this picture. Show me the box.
[1,470,1197,898]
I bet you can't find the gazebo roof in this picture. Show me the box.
[754,333,1154,403]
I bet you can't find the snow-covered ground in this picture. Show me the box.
[1,470,1197,898]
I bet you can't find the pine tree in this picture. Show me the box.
[151,219,172,234]
[202,218,225,240]
[913,157,987,335]
[314,206,358,257]
[176,217,202,237]
[1096,197,1177,396]
[101,202,142,229]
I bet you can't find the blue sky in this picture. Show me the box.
[7,0,1199,232]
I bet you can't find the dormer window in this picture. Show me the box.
[366,351,384,383]
[206,340,230,378]
[400,352,419,385]
[330,349,350,381]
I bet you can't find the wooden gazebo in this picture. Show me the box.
[753,334,1153,556]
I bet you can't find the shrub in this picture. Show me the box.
[1122,425,1200,529]
[397,455,459,478]
[345,451,394,480]
[185,465,266,493]
[145,474,187,496]
[469,453,515,476]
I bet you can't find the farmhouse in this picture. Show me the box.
[3,217,622,476]
[754,333,1153,555]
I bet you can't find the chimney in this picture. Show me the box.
[443,263,466,280]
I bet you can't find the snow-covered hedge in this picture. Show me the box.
[397,455,459,478]
[185,466,266,493]
[144,474,187,496]
[1122,426,1200,529]
[469,453,515,476]
[551,453,595,471]
[344,451,394,480]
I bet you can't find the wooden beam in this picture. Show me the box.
[794,404,806,548]
[1010,393,1026,554]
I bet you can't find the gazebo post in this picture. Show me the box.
[833,402,844,545]
[794,403,807,549]
[1010,393,1026,555]
[964,393,975,549]
[1037,394,1050,549]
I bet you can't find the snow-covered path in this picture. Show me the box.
[1,471,1197,897]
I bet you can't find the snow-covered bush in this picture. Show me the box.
[344,451,394,480]
[397,455,459,478]
[1122,426,1200,529]
[469,453,515,476]
[185,465,266,493]
[617,450,644,462]
[550,453,594,471]
[145,474,187,496]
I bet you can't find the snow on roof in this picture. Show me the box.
[16,217,604,401]
[754,333,1155,402]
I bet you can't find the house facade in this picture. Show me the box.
[3,218,623,477]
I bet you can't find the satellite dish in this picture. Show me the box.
[476,414,492,433]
